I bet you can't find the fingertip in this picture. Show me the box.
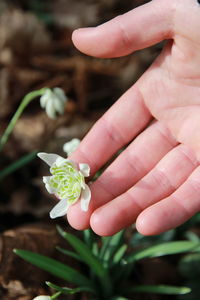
[67,204,90,230]
[72,27,100,56]
[90,210,114,236]
[136,210,162,236]
[72,28,91,44]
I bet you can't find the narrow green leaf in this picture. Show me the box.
[56,246,83,262]
[14,249,92,288]
[100,230,124,262]
[57,226,105,278]
[83,229,95,248]
[111,297,129,300]
[92,242,99,257]
[184,231,200,242]
[57,226,112,298]
[179,253,200,279]
[99,236,112,259]
[129,285,191,295]
[46,281,93,295]
[127,241,200,263]
[0,151,37,181]
[113,245,127,264]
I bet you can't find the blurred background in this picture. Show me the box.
[0,1,181,299]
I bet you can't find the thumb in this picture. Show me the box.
[72,0,174,58]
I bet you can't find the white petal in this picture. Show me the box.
[63,138,80,155]
[43,176,51,184]
[79,163,90,177]
[40,89,51,108]
[55,156,73,167]
[49,198,70,219]
[37,152,63,167]
[45,98,56,119]
[32,296,51,300]
[53,87,67,103]
[43,176,54,194]
[80,184,91,211]
[53,97,65,114]
[40,94,48,108]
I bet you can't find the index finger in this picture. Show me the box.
[72,0,174,58]
[69,85,151,175]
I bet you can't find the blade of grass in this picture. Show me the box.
[113,245,127,265]
[99,236,111,259]
[57,226,112,297]
[111,297,129,300]
[14,249,93,289]
[46,281,93,295]
[126,241,200,263]
[57,226,105,278]
[128,285,191,295]
[56,246,83,262]
[0,151,37,181]
[83,229,95,248]
[100,230,124,262]
[92,242,99,257]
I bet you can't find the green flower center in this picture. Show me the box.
[49,161,84,203]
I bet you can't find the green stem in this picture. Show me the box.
[50,292,62,300]
[0,88,47,152]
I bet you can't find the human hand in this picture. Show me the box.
[67,0,200,236]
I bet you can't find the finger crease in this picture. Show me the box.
[152,168,176,191]
[156,123,178,148]
[177,145,199,168]
[126,150,148,179]
[77,147,99,174]
[126,189,144,212]
[96,178,116,199]
[171,195,192,218]
[101,116,128,147]
[117,15,133,51]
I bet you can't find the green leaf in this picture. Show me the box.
[113,245,127,264]
[14,249,92,288]
[100,230,124,262]
[99,236,112,259]
[179,253,200,279]
[130,229,176,247]
[129,285,191,295]
[0,151,37,181]
[83,229,94,247]
[92,242,99,257]
[111,297,129,300]
[127,241,200,263]
[57,226,105,278]
[57,226,112,298]
[56,246,83,262]
[46,281,93,295]
[184,231,200,242]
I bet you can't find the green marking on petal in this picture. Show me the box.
[48,160,85,203]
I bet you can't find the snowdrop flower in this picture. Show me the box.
[32,296,51,300]
[63,138,80,156]
[37,152,91,219]
[40,87,67,119]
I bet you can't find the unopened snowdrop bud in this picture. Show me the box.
[32,296,51,300]
[37,152,91,219]
[40,87,67,119]
[63,138,80,156]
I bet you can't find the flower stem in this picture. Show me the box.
[0,88,47,152]
[50,292,61,300]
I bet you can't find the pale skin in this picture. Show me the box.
[66,0,200,236]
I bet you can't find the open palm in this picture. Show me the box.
[67,0,200,236]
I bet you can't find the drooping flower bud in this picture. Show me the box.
[40,87,67,119]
